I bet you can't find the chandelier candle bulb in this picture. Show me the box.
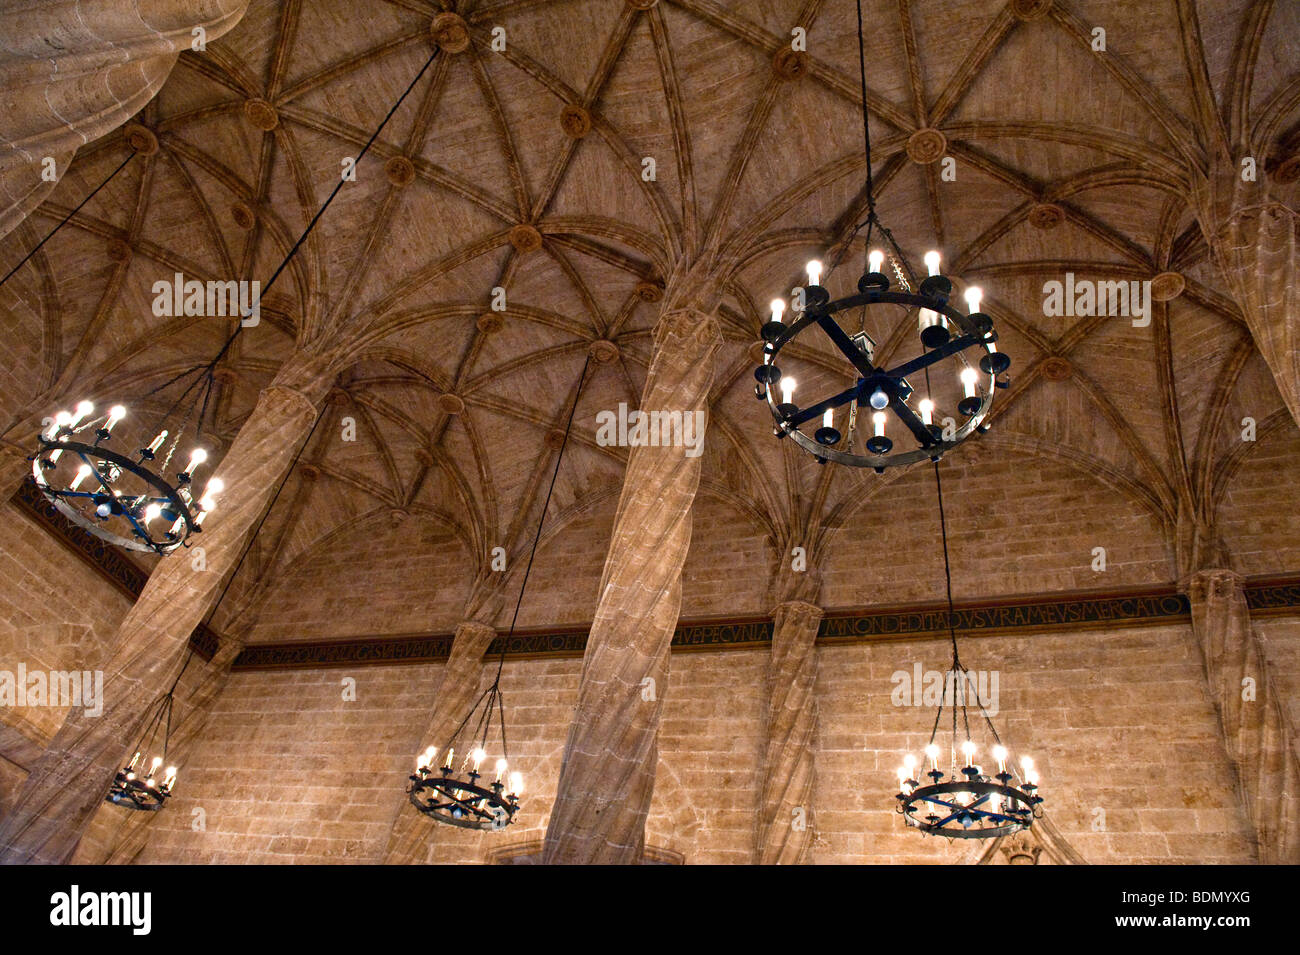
[143,503,161,524]
[105,405,127,433]
[806,259,823,287]
[444,748,454,772]
[964,286,982,314]
[163,767,177,790]
[70,401,94,428]
[919,398,935,426]
[962,740,976,767]
[961,366,978,398]
[495,758,507,783]
[869,249,884,273]
[509,772,523,796]
[822,408,834,428]
[925,742,940,770]
[770,298,785,323]
[184,448,208,476]
[147,431,168,455]
[924,251,941,276]
[69,464,92,491]
[471,747,486,773]
[993,745,1008,773]
[46,411,72,439]
[873,411,886,437]
[780,377,796,404]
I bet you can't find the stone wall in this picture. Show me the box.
[128,619,1280,864]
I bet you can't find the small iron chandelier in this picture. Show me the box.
[407,355,593,832]
[409,684,523,830]
[892,462,1044,839]
[754,1,1010,471]
[106,654,191,811]
[31,370,224,555]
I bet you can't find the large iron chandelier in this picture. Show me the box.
[31,370,224,555]
[893,462,1044,839]
[408,355,593,831]
[754,2,1010,471]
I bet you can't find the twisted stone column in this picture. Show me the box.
[71,633,248,864]
[755,599,822,865]
[542,307,721,864]
[0,350,333,864]
[1187,569,1300,863]
[0,0,248,237]
[1192,167,1300,427]
[383,619,497,865]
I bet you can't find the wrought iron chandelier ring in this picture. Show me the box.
[408,766,520,831]
[897,775,1043,839]
[106,774,171,812]
[33,437,200,554]
[755,278,1009,470]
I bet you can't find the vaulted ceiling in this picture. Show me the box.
[3,0,1299,639]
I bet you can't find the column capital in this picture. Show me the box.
[653,307,722,353]
[1185,567,1244,602]
[773,599,823,628]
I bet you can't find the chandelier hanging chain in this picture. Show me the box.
[0,150,137,291]
[134,44,444,417]
[201,398,327,628]
[490,352,594,688]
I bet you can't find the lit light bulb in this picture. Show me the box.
[806,259,823,287]
[770,298,785,324]
[961,366,978,399]
[471,747,486,773]
[128,751,141,769]
[903,754,918,774]
[70,401,94,427]
[869,387,889,410]
[1021,756,1034,776]
[69,464,92,492]
[1026,770,1040,787]
[147,431,168,454]
[993,744,1008,773]
[495,758,508,782]
[205,478,224,498]
[105,406,127,434]
[924,250,941,276]
[184,448,208,474]
[868,249,884,273]
[150,756,163,774]
[964,286,983,314]
[919,398,935,426]
[872,411,886,437]
[897,766,909,790]
[163,766,177,789]
[508,772,524,796]
[46,411,72,438]
[924,742,940,769]
[143,503,161,524]
[780,377,796,404]
[444,747,454,770]
[822,408,833,429]
[961,740,976,766]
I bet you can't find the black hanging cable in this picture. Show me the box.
[191,397,328,657]
[442,354,594,760]
[0,150,136,290]
[490,353,593,686]
[138,45,442,409]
